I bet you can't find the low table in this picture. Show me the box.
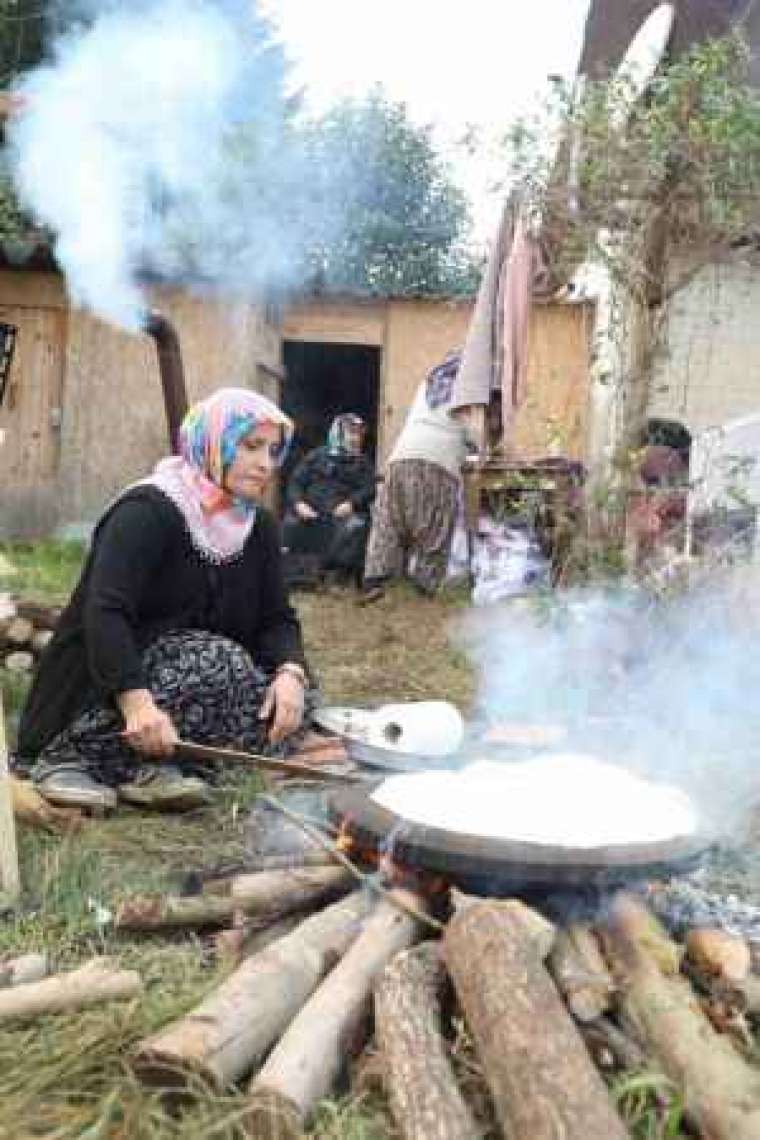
[462,456,585,584]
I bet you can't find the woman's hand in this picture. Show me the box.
[295,500,319,521]
[259,668,305,744]
[117,689,178,757]
[333,501,353,519]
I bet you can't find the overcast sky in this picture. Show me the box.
[260,0,592,238]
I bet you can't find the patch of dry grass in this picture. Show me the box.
[295,584,475,711]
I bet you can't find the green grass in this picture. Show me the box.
[613,1071,686,1140]
[0,539,86,603]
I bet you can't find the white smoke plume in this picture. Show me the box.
[458,566,760,841]
[9,0,329,329]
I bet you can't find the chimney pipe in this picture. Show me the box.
[145,310,189,453]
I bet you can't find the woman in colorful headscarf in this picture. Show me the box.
[16,388,308,812]
[283,412,375,585]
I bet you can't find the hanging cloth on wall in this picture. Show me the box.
[449,196,550,450]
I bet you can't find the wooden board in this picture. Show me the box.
[0,302,67,534]
[0,689,20,902]
[513,302,594,460]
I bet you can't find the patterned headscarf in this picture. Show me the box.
[425,351,461,410]
[327,413,365,457]
[141,387,293,562]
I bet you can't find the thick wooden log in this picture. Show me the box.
[0,691,20,902]
[0,952,49,988]
[449,890,555,957]
[2,616,33,648]
[132,890,371,1092]
[30,628,55,656]
[229,866,350,904]
[549,923,615,1023]
[116,866,352,931]
[15,600,61,628]
[211,913,305,968]
[374,941,480,1140]
[248,891,425,1136]
[0,958,142,1023]
[602,895,760,1140]
[731,973,760,1016]
[443,901,628,1140]
[0,594,17,624]
[686,928,751,984]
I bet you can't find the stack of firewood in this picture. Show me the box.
[112,838,760,1140]
[0,595,59,674]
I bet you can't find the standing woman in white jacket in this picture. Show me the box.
[361,352,472,600]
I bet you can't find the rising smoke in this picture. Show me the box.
[8,0,344,329]
[458,566,760,840]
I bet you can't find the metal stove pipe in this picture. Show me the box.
[145,310,188,453]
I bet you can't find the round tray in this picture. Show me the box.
[328,786,711,893]
[312,707,452,773]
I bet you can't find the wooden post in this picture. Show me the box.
[0,689,20,903]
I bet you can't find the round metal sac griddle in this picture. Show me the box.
[329,786,711,893]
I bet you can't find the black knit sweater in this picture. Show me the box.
[18,487,305,759]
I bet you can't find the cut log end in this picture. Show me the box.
[131,1047,224,1099]
[245,1089,305,1140]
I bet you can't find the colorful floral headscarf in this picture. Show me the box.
[327,413,365,457]
[141,387,293,562]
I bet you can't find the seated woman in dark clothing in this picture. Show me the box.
[16,387,308,812]
[282,413,375,584]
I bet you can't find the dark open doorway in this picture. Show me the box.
[281,340,381,493]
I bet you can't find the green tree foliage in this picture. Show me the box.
[0,0,46,89]
[504,35,760,299]
[302,91,479,297]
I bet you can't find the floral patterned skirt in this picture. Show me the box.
[28,630,300,787]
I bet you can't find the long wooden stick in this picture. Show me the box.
[258,794,444,934]
[0,689,20,903]
[175,739,365,783]
[115,866,353,932]
[0,958,142,1023]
